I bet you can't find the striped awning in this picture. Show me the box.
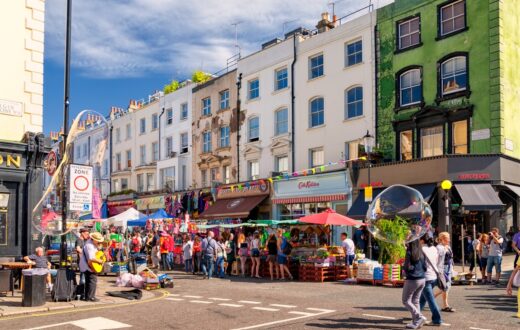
[272,194,347,204]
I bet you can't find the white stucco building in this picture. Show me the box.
[156,82,193,191]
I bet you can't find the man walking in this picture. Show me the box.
[79,231,105,302]
[487,227,504,284]
[201,231,217,279]
[341,232,355,279]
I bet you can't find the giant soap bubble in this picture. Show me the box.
[366,184,432,244]
[32,110,109,237]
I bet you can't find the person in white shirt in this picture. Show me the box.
[419,235,443,326]
[78,231,105,302]
[341,232,355,278]
[487,227,504,284]
[182,235,194,273]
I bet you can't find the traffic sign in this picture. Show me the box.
[69,164,93,211]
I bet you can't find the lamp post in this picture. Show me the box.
[441,180,453,236]
[363,130,375,259]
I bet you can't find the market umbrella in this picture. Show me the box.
[298,208,363,226]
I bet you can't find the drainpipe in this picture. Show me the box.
[290,35,297,172]
[236,73,242,183]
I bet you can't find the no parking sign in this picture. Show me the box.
[69,164,93,211]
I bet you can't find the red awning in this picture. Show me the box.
[272,194,347,204]
[200,195,267,219]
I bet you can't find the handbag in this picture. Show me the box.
[424,253,448,292]
[513,270,520,287]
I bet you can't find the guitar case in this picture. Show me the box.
[52,268,77,302]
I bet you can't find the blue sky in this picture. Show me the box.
[43,0,391,133]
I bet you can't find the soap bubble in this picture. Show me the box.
[366,184,432,244]
[32,110,109,237]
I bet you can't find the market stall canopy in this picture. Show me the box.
[199,195,267,219]
[106,207,144,227]
[454,183,504,211]
[127,208,172,227]
[149,208,170,219]
[250,219,302,225]
[299,209,363,226]
[347,184,436,219]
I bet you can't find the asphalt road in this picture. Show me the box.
[0,272,518,330]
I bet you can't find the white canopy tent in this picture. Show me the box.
[106,207,144,227]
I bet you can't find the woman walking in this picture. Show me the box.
[277,229,293,280]
[435,232,455,312]
[192,235,202,275]
[250,232,261,278]
[419,235,443,326]
[402,239,427,329]
[225,233,236,276]
[215,236,227,278]
[477,233,489,283]
[267,234,280,280]
[238,233,249,277]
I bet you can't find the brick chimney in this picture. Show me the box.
[128,99,139,112]
[316,12,335,33]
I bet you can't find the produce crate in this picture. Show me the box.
[298,265,335,282]
[334,265,353,281]
[356,278,376,285]
[383,264,401,281]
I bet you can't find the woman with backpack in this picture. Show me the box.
[402,239,427,329]
[277,229,293,280]
[435,232,455,312]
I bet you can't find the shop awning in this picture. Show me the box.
[505,184,520,198]
[199,195,267,219]
[455,183,504,211]
[272,194,347,205]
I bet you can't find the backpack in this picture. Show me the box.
[282,238,293,255]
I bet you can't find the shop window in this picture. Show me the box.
[275,108,288,135]
[121,178,128,190]
[248,79,259,100]
[398,17,420,50]
[309,97,324,128]
[452,120,468,154]
[126,150,132,168]
[399,69,422,107]
[441,56,467,96]
[400,130,413,160]
[345,86,363,119]
[309,53,324,79]
[248,160,259,180]
[222,165,230,184]
[275,67,288,90]
[421,125,443,157]
[345,40,362,67]
[202,97,211,116]
[310,148,324,168]
[248,117,259,142]
[220,89,229,110]
[439,0,466,37]
[276,155,289,173]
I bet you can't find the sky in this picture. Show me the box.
[43,0,393,134]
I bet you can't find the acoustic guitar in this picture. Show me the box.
[88,250,107,273]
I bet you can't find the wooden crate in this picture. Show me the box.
[356,278,376,285]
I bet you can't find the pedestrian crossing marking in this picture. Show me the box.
[219,303,243,308]
[238,300,261,304]
[209,297,232,301]
[270,304,296,308]
[184,295,203,298]
[166,298,184,301]
[252,307,280,312]
[189,300,212,304]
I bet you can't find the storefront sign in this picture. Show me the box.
[360,181,383,188]
[0,99,22,117]
[136,195,165,211]
[217,181,270,199]
[458,173,491,180]
[0,153,22,169]
[69,164,93,211]
[274,171,349,198]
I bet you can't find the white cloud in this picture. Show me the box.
[45,0,391,79]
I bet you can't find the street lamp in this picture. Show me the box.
[0,192,9,209]
[363,130,375,259]
[441,180,453,235]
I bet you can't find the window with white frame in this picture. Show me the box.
[248,117,259,142]
[146,173,155,191]
[166,108,173,125]
[180,133,189,154]
[126,150,132,168]
[276,155,289,173]
[248,160,259,180]
[219,89,229,110]
[137,174,144,192]
[275,108,288,135]
[160,167,175,190]
[166,137,173,156]
[181,103,188,120]
[345,141,359,161]
[210,167,218,182]
[139,118,146,134]
[441,56,467,95]
[202,97,211,116]
[201,169,208,187]
[113,179,119,192]
[203,131,212,153]
[309,148,324,167]
[152,142,159,161]
[222,165,230,184]
[115,153,121,171]
[309,54,324,79]
[220,126,230,147]
[121,178,128,190]
[400,130,413,160]
[421,125,443,157]
[309,97,324,128]
[126,123,131,140]
[275,67,288,90]
[440,0,466,36]
[398,17,420,50]
[115,128,121,143]
[345,87,363,119]
[346,40,362,66]
[248,79,259,100]
[452,120,468,154]
[399,69,422,106]
[139,145,146,165]
[152,113,158,130]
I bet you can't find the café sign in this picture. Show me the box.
[274,171,349,198]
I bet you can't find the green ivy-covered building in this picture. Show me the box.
[348,0,520,251]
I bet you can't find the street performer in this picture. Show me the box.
[79,231,105,302]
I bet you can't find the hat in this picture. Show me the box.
[79,228,89,233]
[90,232,104,243]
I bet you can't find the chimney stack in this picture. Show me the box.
[316,12,335,33]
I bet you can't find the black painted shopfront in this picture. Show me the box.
[0,133,48,259]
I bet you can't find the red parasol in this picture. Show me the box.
[299,208,363,226]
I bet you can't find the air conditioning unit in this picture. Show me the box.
[169,151,177,158]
